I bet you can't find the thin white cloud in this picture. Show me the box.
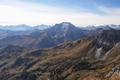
[98,6,120,15]
[0,1,119,26]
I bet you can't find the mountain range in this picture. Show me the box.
[0,22,120,80]
[0,22,120,49]
[0,22,89,48]
[0,24,50,31]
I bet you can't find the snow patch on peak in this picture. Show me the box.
[95,48,102,59]
[62,22,70,27]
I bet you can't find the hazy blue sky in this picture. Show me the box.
[0,0,120,26]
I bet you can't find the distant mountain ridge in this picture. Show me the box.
[0,22,88,48]
[0,24,50,31]
[0,23,120,31]
[0,22,119,49]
